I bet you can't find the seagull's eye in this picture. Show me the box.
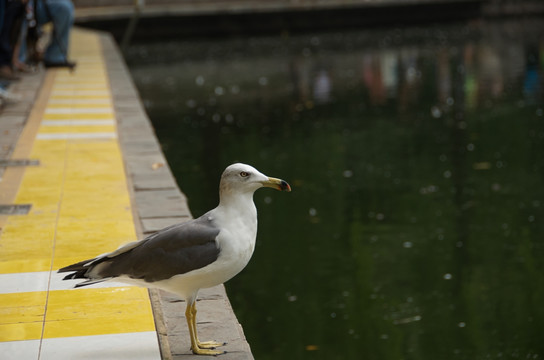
[240,171,250,178]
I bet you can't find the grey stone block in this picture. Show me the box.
[140,217,190,233]
[134,189,190,219]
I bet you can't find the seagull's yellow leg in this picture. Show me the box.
[185,301,225,355]
[190,301,226,349]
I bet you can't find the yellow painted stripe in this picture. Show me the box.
[0,291,47,325]
[52,85,108,89]
[39,125,115,133]
[0,323,44,343]
[44,287,154,339]
[44,105,111,110]
[46,103,112,108]
[0,287,153,341]
[42,120,115,126]
[49,95,110,100]
[43,113,114,120]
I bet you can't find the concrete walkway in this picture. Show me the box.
[0,28,253,359]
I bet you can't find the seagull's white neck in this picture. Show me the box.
[215,189,259,260]
[208,186,259,284]
[218,189,257,219]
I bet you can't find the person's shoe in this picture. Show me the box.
[0,88,22,104]
[0,66,21,81]
[14,62,37,74]
[44,60,77,70]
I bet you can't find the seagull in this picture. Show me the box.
[58,163,291,355]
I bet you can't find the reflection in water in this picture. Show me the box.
[126,19,544,359]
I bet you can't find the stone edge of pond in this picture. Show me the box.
[99,32,255,359]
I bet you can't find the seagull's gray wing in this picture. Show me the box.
[59,213,220,283]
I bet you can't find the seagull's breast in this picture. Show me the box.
[212,205,258,282]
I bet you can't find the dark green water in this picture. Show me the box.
[125,19,544,359]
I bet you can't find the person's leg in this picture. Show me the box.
[15,18,27,64]
[0,0,24,80]
[35,0,74,65]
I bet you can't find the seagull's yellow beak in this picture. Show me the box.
[262,177,291,192]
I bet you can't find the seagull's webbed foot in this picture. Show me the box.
[191,346,226,356]
[198,340,227,349]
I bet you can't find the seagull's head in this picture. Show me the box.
[220,163,291,196]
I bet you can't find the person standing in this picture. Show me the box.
[35,0,76,69]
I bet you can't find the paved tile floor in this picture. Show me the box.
[0,29,161,360]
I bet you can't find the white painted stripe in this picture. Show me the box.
[0,332,161,360]
[42,120,115,126]
[52,81,107,86]
[49,272,133,292]
[0,339,40,359]
[0,271,134,294]
[0,271,49,293]
[39,332,161,360]
[53,81,106,85]
[45,108,113,114]
[53,77,105,82]
[36,132,117,140]
[48,99,112,104]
